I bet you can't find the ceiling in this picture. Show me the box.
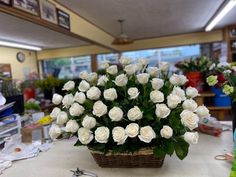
[58,0,236,39]
[0,12,89,49]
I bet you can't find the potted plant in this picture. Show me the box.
[48,58,210,168]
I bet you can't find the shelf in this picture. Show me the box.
[0,125,18,136]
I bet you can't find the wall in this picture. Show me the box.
[0,47,38,80]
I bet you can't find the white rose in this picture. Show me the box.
[62,94,74,108]
[93,101,107,117]
[127,106,143,121]
[139,58,148,67]
[87,86,101,100]
[56,111,68,125]
[182,99,198,112]
[125,123,139,138]
[155,104,171,118]
[119,57,131,65]
[103,88,117,101]
[112,127,127,145]
[97,75,108,86]
[100,61,109,69]
[186,87,199,98]
[52,93,63,105]
[138,126,156,143]
[170,74,184,86]
[195,105,210,118]
[172,86,186,101]
[65,120,79,133]
[128,87,140,99]
[78,80,90,92]
[135,63,143,72]
[124,64,137,75]
[159,62,170,72]
[74,92,86,104]
[108,107,123,121]
[82,115,96,129]
[184,132,199,145]
[180,110,199,130]
[151,78,164,90]
[106,65,118,75]
[146,67,159,77]
[62,81,75,91]
[160,125,173,139]
[86,72,98,83]
[137,73,150,84]
[69,103,85,116]
[49,124,61,140]
[50,107,61,119]
[167,94,182,109]
[150,90,164,103]
[114,74,128,87]
[179,75,188,85]
[79,71,89,80]
[78,128,93,145]
[95,126,110,143]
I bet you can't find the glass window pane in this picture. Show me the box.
[97,53,119,69]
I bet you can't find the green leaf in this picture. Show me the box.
[174,139,189,160]
[164,142,174,156]
[153,147,166,158]
[74,139,83,146]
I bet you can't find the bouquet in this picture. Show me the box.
[49,58,210,160]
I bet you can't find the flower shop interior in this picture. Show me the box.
[1,0,236,177]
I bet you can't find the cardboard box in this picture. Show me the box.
[21,123,44,143]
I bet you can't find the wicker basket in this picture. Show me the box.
[90,149,165,168]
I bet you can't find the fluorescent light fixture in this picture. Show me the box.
[205,0,236,31]
[0,40,42,51]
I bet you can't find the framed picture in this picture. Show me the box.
[0,0,11,6]
[57,9,70,30]
[12,0,39,16]
[230,28,236,37]
[39,0,57,24]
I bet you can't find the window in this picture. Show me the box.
[97,53,119,69]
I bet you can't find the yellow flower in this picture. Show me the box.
[206,75,218,86]
[223,85,234,95]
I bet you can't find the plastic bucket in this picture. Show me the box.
[211,87,231,107]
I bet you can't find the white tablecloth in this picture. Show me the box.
[1,130,233,177]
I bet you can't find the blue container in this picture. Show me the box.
[211,87,231,107]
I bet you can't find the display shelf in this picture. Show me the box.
[224,24,236,62]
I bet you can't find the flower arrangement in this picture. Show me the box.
[49,58,210,161]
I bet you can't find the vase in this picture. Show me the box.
[90,149,165,168]
[211,87,231,107]
[185,72,203,93]
[23,87,36,101]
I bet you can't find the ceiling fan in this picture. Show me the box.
[112,19,133,45]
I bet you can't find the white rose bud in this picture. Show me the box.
[155,104,171,118]
[127,106,143,121]
[108,107,123,121]
[95,126,110,143]
[78,80,90,92]
[56,111,68,125]
[103,88,117,101]
[159,62,170,72]
[114,74,128,87]
[100,61,109,69]
[52,93,63,105]
[125,123,139,138]
[106,65,118,75]
[82,115,96,129]
[49,124,61,140]
[151,78,164,90]
[74,92,86,104]
[128,87,140,99]
[160,125,173,139]
[137,73,150,84]
[172,86,186,101]
[65,120,79,133]
[184,132,199,145]
[78,128,93,145]
[119,56,131,65]
[79,71,89,80]
[180,110,199,130]
[150,90,164,103]
[97,75,109,86]
[62,80,75,91]
[195,105,210,118]
[139,58,148,67]
[146,67,159,77]
[93,101,107,117]
[186,87,199,98]
[167,94,182,109]
[170,74,182,86]
[69,103,85,116]
[62,94,74,108]
[50,107,61,119]
[124,64,137,75]
[86,72,98,83]
[182,99,198,112]
[112,127,127,145]
[138,126,156,143]
[87,86,101,100]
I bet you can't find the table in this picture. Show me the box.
[1,128,233,177]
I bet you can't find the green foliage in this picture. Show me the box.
[24,102,40,111]
[35,76,61,90]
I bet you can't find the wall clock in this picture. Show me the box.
[16,52,25,63]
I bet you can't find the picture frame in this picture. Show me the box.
[0,0,11,6]
[230,28,236,38]
[39,0,57,24]
[57,9,70,30]
[12,0,39,16]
